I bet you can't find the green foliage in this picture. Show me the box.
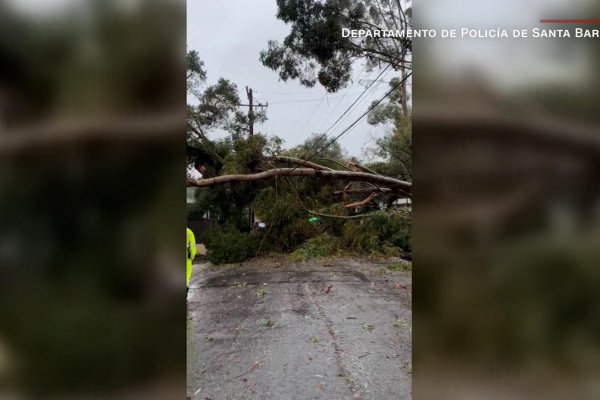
[343,210,411,255]
[364,77,412,182]
[365,115,412,182]
[191,78,240,131]
[286,132,345,162]
[204,228,259,264]
[229,109,268,136]
[290,234,344,261]
[385,262,412,272]
[254,188,320,251]
[367,77,407,125]
[187,50,206,97]
[188,114,412,262]
[261,0,411,92]
[223,134,270,174]
[190,134,283,231]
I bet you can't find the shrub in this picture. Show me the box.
[204,228,259,264]
[343,210,411,255]
[290,234,344,261]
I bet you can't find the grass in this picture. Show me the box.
[384,262,412,272]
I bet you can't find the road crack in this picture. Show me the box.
[310,283,364,399]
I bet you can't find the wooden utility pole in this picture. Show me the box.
[240,86,268,229]
[240,86,267,136]
[246,86,254,135]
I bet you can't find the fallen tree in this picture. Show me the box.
[187,167,411,193]
[187,132,412,263]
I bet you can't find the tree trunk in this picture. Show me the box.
[187,168,412,192]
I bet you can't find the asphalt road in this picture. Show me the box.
[187,257,411,400]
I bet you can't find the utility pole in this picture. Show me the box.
[246,86,254,136]
[240,86,268,137]
[239,86,268,230]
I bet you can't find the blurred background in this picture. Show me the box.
[413,0,600,398]
[0,0,186,398]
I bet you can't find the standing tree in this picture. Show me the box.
[186,51,274,230]
[260,0,411,93]
[366,77,411,181]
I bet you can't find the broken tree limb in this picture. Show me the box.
[347,161,380,176]
[342,182,353,202]
[273,156,332,171]
[344,192,378,208]
[304,208,378,220]
[318,157,352,171]
[335,188,411,196]
[187,168,412,192]
[188,124,207,141]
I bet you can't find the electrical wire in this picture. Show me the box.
[309,71,412,161]
[315,64,370,132]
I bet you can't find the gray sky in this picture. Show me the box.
[187,0,393,158]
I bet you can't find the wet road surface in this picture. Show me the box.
[187,257,411,400]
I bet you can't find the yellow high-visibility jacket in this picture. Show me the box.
[186,228,196,287]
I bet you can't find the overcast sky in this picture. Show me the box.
[187,0,393,158]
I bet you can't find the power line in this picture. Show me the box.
[289,64,391,172]
[320,64,391,137]
[310,71,412,161]
[302,57,362,127]
[255,90,322,95]
[280,64,397,184]
[324,67,391,135]
[262,92,367,105]
[316,65,370,132]
[269,98,331,105]
[303,94,328,126]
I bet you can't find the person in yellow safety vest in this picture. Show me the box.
[186,227,196,293]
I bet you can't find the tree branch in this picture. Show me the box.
[318,157,352,171]
[344,192,378,208]
[347,161,380,175]
[334,188,392,195]
[187,168,412,191]
[273,156,333,171]
[304,208,379,220]
[188,124,206,140]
